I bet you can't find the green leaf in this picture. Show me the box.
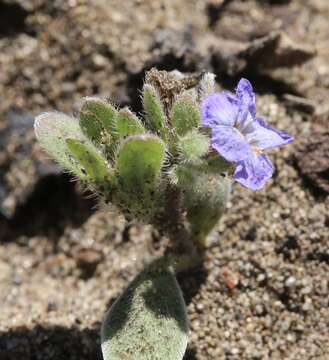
[116,108,145,139]
[80,97,117,140]
[178,130,209,163]
[114,134,166,219]
[143,84,168,141]
[66,138,109,182]
[34,112,87,179]
[177,164,231,242]
[79,110,104,144]
[101,261,188,360]
[171,94,200,135]
[116,134,165,190]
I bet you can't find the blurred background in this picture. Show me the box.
[0,1,328,359]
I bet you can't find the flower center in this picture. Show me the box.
[251,145,262,155]
[233,122,263,156]
[233,125,245,139]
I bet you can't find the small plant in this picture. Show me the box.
[34,69,293,359]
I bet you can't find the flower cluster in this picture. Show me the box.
[201,78,293,190]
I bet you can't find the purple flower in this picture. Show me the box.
[201,78,294,190]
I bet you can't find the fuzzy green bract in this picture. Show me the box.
[34,69,233,360]
[116,135,164,189]
[178,130,209,163]
[172,94,200,135]
[178,165,231,241]
[116,108,145,139]
[80,97,117,137]
[101,262,188,360]
[34,112,93,180]
[65,138,109,182]
[114,134,165,219]
[143,84,168,141]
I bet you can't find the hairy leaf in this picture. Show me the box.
[172,94,200,135]
[80,97,117,141]
[178,130,209,163]
[116,108,145,139]
[101,262,188,360]
[177,164,231,241]
[114,134,165,219]
[116,134,165,190]
[34,112,87,178]
[143,84,168,141]
[66,138,110,182]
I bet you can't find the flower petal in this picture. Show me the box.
[236,78,256,117]
[234,153,274,190]
[211,125,251,162]
[245,118,294,150]
[201,92,239,128]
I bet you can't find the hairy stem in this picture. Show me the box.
[153,185,205,273]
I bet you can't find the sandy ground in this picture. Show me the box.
[0,1,328,359]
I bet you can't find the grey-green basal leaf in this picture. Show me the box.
[101,261,188,360]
